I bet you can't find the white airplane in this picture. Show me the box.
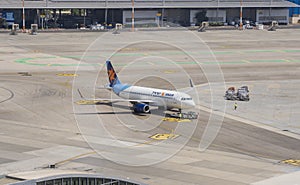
[87,61,196,113]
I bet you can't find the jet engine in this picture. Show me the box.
[133,103,150,113]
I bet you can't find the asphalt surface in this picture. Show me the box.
[0,29,300,185]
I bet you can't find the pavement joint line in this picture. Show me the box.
[0,118,72,133]
[209,141,278,161]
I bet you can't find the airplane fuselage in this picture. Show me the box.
[113,84,195,110]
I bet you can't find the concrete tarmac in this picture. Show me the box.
[0,29,300,185]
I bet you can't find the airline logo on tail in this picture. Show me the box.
[106,61,121,87]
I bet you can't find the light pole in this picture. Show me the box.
[105,0,108,25]
[269,0,272,21]
[131,0,134,31]
[216,0,219,22]
[162,0,165,27]
[239,0,243,30]
[22,0,25,31]
[84,9,86,27]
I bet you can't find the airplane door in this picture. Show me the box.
[173,97,179,105]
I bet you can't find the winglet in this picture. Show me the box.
[106,61,121,87]
[189,79,194,88]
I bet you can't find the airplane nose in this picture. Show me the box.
[184,100,195,108]
[190,100,196,107]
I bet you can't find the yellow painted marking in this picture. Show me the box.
[76,100,109,105]
[221,45,232,49]
[281,159,300,166]
[267,83,281,89]
[59,80,72,88]
[177,119,191,122]
[150,133,179,140]
[283,59,291,63]
[134,140,156,147]
[120,48,138,51]
[57,73,78,77]
[242,60,251,63]
[55,151,96,166]
[164,70,177,74]
[162,117,191,122]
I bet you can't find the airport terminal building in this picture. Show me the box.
[0,0,298,28]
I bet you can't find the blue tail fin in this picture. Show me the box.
[106,61,121,87]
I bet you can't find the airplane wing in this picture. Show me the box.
[76,98,154,105]
[96,84,112,91]
[76,89,154,105]
[85,98,154,103]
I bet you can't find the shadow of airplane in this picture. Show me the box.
[76,88,171,117]
[75,111,138,115]
[75,101,166,117]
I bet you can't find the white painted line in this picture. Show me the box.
[251,171,300,185]
[197,105,300,140]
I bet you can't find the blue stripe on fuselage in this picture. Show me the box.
[112,84,131,95]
